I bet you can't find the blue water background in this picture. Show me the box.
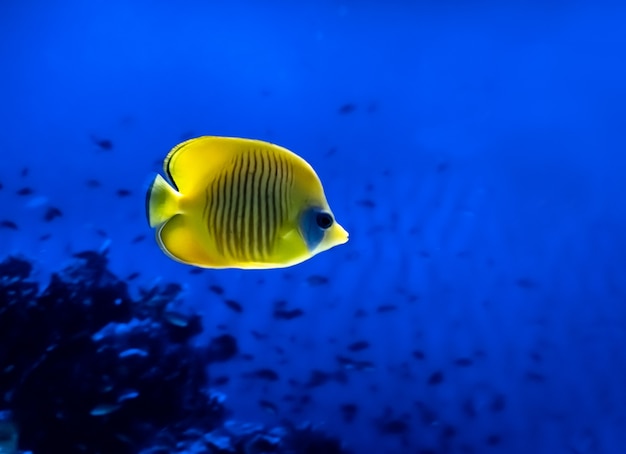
[1,1,626,452]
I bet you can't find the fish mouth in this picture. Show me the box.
[330,223,349,245]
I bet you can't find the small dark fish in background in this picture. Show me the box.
[250,330,268,341]
[43,207,63,222]
[273,301,304,321]
[338,103,356,114]
[258,399,278,415]
[85,179,101,188]
[20,167,29,177]
[243,368,280,381]
[0,220,18,230]
[126,272,140,281]
[376,304,397,313]
[131,234,146,244]
[91,135,113,151]
[16,187,33,196]
[340,403,358,423]
[0,181,3,190]
[427,370,444,385]
[516,278,537,289]
[356,199,376,208]
[212,375,230,386]
[116,189,132,197]
[454,358,473,367]
[223,299,243,313]
[209,285,224,295]
[436,161,450,173]
[347,340,370,352]
[306,275,329,286]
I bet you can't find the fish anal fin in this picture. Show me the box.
[157,214,226,268]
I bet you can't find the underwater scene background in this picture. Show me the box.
[1,1,626,453]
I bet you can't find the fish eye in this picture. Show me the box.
[316,212,333,230]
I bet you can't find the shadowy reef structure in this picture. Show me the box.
[0,251,348,454]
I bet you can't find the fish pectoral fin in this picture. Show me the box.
[157,214,222,268]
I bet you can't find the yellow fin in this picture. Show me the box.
[146,174,181,228]
[164,136,272,195]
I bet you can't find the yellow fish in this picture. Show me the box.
[146,136,348,269]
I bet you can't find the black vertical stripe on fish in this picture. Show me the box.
[276,154,285,238]
[280,154,290,226]
[246,150,260,262]
[242,150,255,261]
[266,152,278,257]
[220,167,231,258]
[202,187,210,226]
[226,157,240,259]
[236,153,249,260]
[258,151,270,258]
[212,172,225,256]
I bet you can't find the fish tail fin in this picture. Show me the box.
[146,174,181,227]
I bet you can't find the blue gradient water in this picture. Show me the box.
[1,1,626,453]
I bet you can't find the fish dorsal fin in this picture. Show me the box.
[163,136,274,195]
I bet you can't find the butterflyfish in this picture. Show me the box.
[146,136,348,269]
